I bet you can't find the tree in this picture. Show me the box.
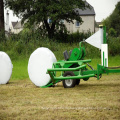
[102,2,120,37]
[5,0,88,38]
[0,0,5,32]
[109,28,117,37]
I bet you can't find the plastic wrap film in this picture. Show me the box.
[28,47,57,87]
[0,52,13,84]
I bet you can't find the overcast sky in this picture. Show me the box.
[86,0,120,22]
[4,0,120,24]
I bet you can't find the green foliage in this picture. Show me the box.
[108,28,117,37]
[0,30,6,42]
[5,0,89,38]
[0,30,94,61]
[0,30,120,61]
[54,30,92,43]
[107,36,120,56]
[84,43,101,58]
[102,2,120,37]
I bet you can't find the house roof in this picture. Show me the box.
[75,1,95,16]
[12,22,18,28]
[14,20,23,29]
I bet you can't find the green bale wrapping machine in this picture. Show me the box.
[41,25,120,88]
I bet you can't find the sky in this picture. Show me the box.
[86,0,120,22]
[4,0,120,24]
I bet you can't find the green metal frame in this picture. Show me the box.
[103,26,107,44]
[41,62,120,88]
[41,26,120,88]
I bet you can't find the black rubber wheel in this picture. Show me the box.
[76,79,80,85]
[62,71,76,88]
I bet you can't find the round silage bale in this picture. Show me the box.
[0,52,13,84]
[28,47,57,87]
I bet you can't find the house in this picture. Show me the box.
[13,20,23,34]
[10,21,23,34]
[64,2,95,33]
[9,21,18,33]
[10,1,95,34]
[5,10,10,37]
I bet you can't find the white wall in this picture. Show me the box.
[65,16,95,33]
[13,28,23,34]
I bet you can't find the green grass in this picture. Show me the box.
[89,55,120,69]
[1,29,120,119]
[10,55,120,80]
[0,53,120,120]
[11,58,29,80]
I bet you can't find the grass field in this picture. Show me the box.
[0,75,120,120]
[11,55,120,80]
[0,56,120,119]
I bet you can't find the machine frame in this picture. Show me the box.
[41,26,120,88]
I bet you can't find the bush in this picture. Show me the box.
[54,30,92,43]
[107,36,120,56]
[0,29,120,61]
[0,31,7,42]
[109,28,117,37]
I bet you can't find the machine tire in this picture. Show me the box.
[76,79,80,85]
[62,71,76,88]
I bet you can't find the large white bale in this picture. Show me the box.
[28,47,57,87]
[0,52,13,84]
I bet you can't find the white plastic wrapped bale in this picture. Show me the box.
[28,47,57,87]
[0,52,13,84]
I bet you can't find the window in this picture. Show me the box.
[60,19,64,24]
[76,21,80,27]
[48,18,52,23]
